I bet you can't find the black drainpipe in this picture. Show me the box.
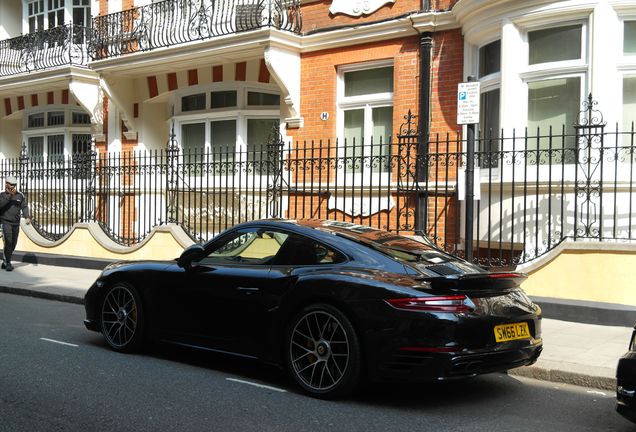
[416,31,433,232]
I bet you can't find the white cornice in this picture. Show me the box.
[89,29,300,77]
[289,11,456,53]
[0,66,98,98]
[454,0,598,44]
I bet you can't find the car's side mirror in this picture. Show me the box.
[177,244,205,269]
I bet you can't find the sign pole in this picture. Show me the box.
[457,76,480,263]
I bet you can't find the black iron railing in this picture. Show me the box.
[2,104,636,267]
[0,24,91,77]
[90,0,302,60]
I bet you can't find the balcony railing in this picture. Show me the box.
[0,24,91,77]
[90,0,302,61]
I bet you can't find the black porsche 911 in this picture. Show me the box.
[84,219,543,398]
[617,326,636,423]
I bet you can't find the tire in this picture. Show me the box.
[100,282,145,353]
[286,304,361,399]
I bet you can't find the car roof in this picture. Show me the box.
[234,219,435,253]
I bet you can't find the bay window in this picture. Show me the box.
[174,84,281,177]
[23,107,93,167]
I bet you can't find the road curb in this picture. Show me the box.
[0,285,84,305]
[509,365,616,391]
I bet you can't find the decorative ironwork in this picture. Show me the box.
[573,94,607,239]
[0,24,91,77]
[90,0,302,61]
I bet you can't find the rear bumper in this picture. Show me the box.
[371,341,543,382]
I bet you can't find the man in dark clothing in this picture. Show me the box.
[0,176,31,271]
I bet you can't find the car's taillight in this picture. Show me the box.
[385,295,472,312]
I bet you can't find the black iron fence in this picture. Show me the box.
[0,132,634,267]
[0,24,91,77]
[90,0,302,60]
[2,106,636,268]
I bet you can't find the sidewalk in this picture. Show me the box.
[0,260,630,391]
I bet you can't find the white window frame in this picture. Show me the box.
[336,60,394,185]
[23,0,93,33]
[619,17,636,133]
[22,106,92,161]
[172,83,282,184]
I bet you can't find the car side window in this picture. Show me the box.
[273,234,345,266]
[198,229,288,265]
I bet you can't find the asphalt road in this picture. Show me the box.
[0,292,633,432]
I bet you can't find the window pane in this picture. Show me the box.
[371,106,392,173]
[528,77,580,162]
[72,133,91,154]
[479,89,500,167]
[344,67,393,97]
[28,113,45,128]
[273,234,343,266]
[479,40,501,77]
[182,123,205,157]
[625,21,636,55]
[48,111,65,126]
[211,91,237,108]
[72,112,91,124]
[210,120,236,168]
[623,77,636,131]
[28,136,44,161]
[47,135,65,164]
[247,92,280,106]
[181,94,206,112]
[202,230,287,265]
[529,25,582,65]
[344,109,364,173]
[247,119,279,174]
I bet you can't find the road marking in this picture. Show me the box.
[40,338,79,347]
[226,378,287,393]
[586,390,608,397]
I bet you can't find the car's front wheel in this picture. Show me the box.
[286,304,361,399]
[100,282,144,352]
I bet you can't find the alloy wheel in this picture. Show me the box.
[101,285,139,349]
[289,310,350,392]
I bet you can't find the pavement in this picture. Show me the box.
[0,259,630,391]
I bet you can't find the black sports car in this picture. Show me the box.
[84,219,543,398]
[617,326,636,423]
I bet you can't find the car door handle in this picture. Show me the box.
[237,287,260,294]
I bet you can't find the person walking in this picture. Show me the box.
[0,176,31,271]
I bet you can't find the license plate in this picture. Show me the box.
[494,322,530,343]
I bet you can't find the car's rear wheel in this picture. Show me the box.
[100,282,144,352]
[286,304,361,399]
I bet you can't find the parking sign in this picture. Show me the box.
[457,82,480,125]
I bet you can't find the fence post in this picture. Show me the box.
[266,125,284,218]
[165,121,180,224]
[19,142,28,195]
[463,76,478,262]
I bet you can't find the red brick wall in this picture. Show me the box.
[301,0,421,33]
[293,37,420,142]
[433,0,461,11]
[430,29,463,147]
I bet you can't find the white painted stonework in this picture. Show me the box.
[329,0,396,17]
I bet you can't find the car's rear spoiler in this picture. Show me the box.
[416,272,528,291]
